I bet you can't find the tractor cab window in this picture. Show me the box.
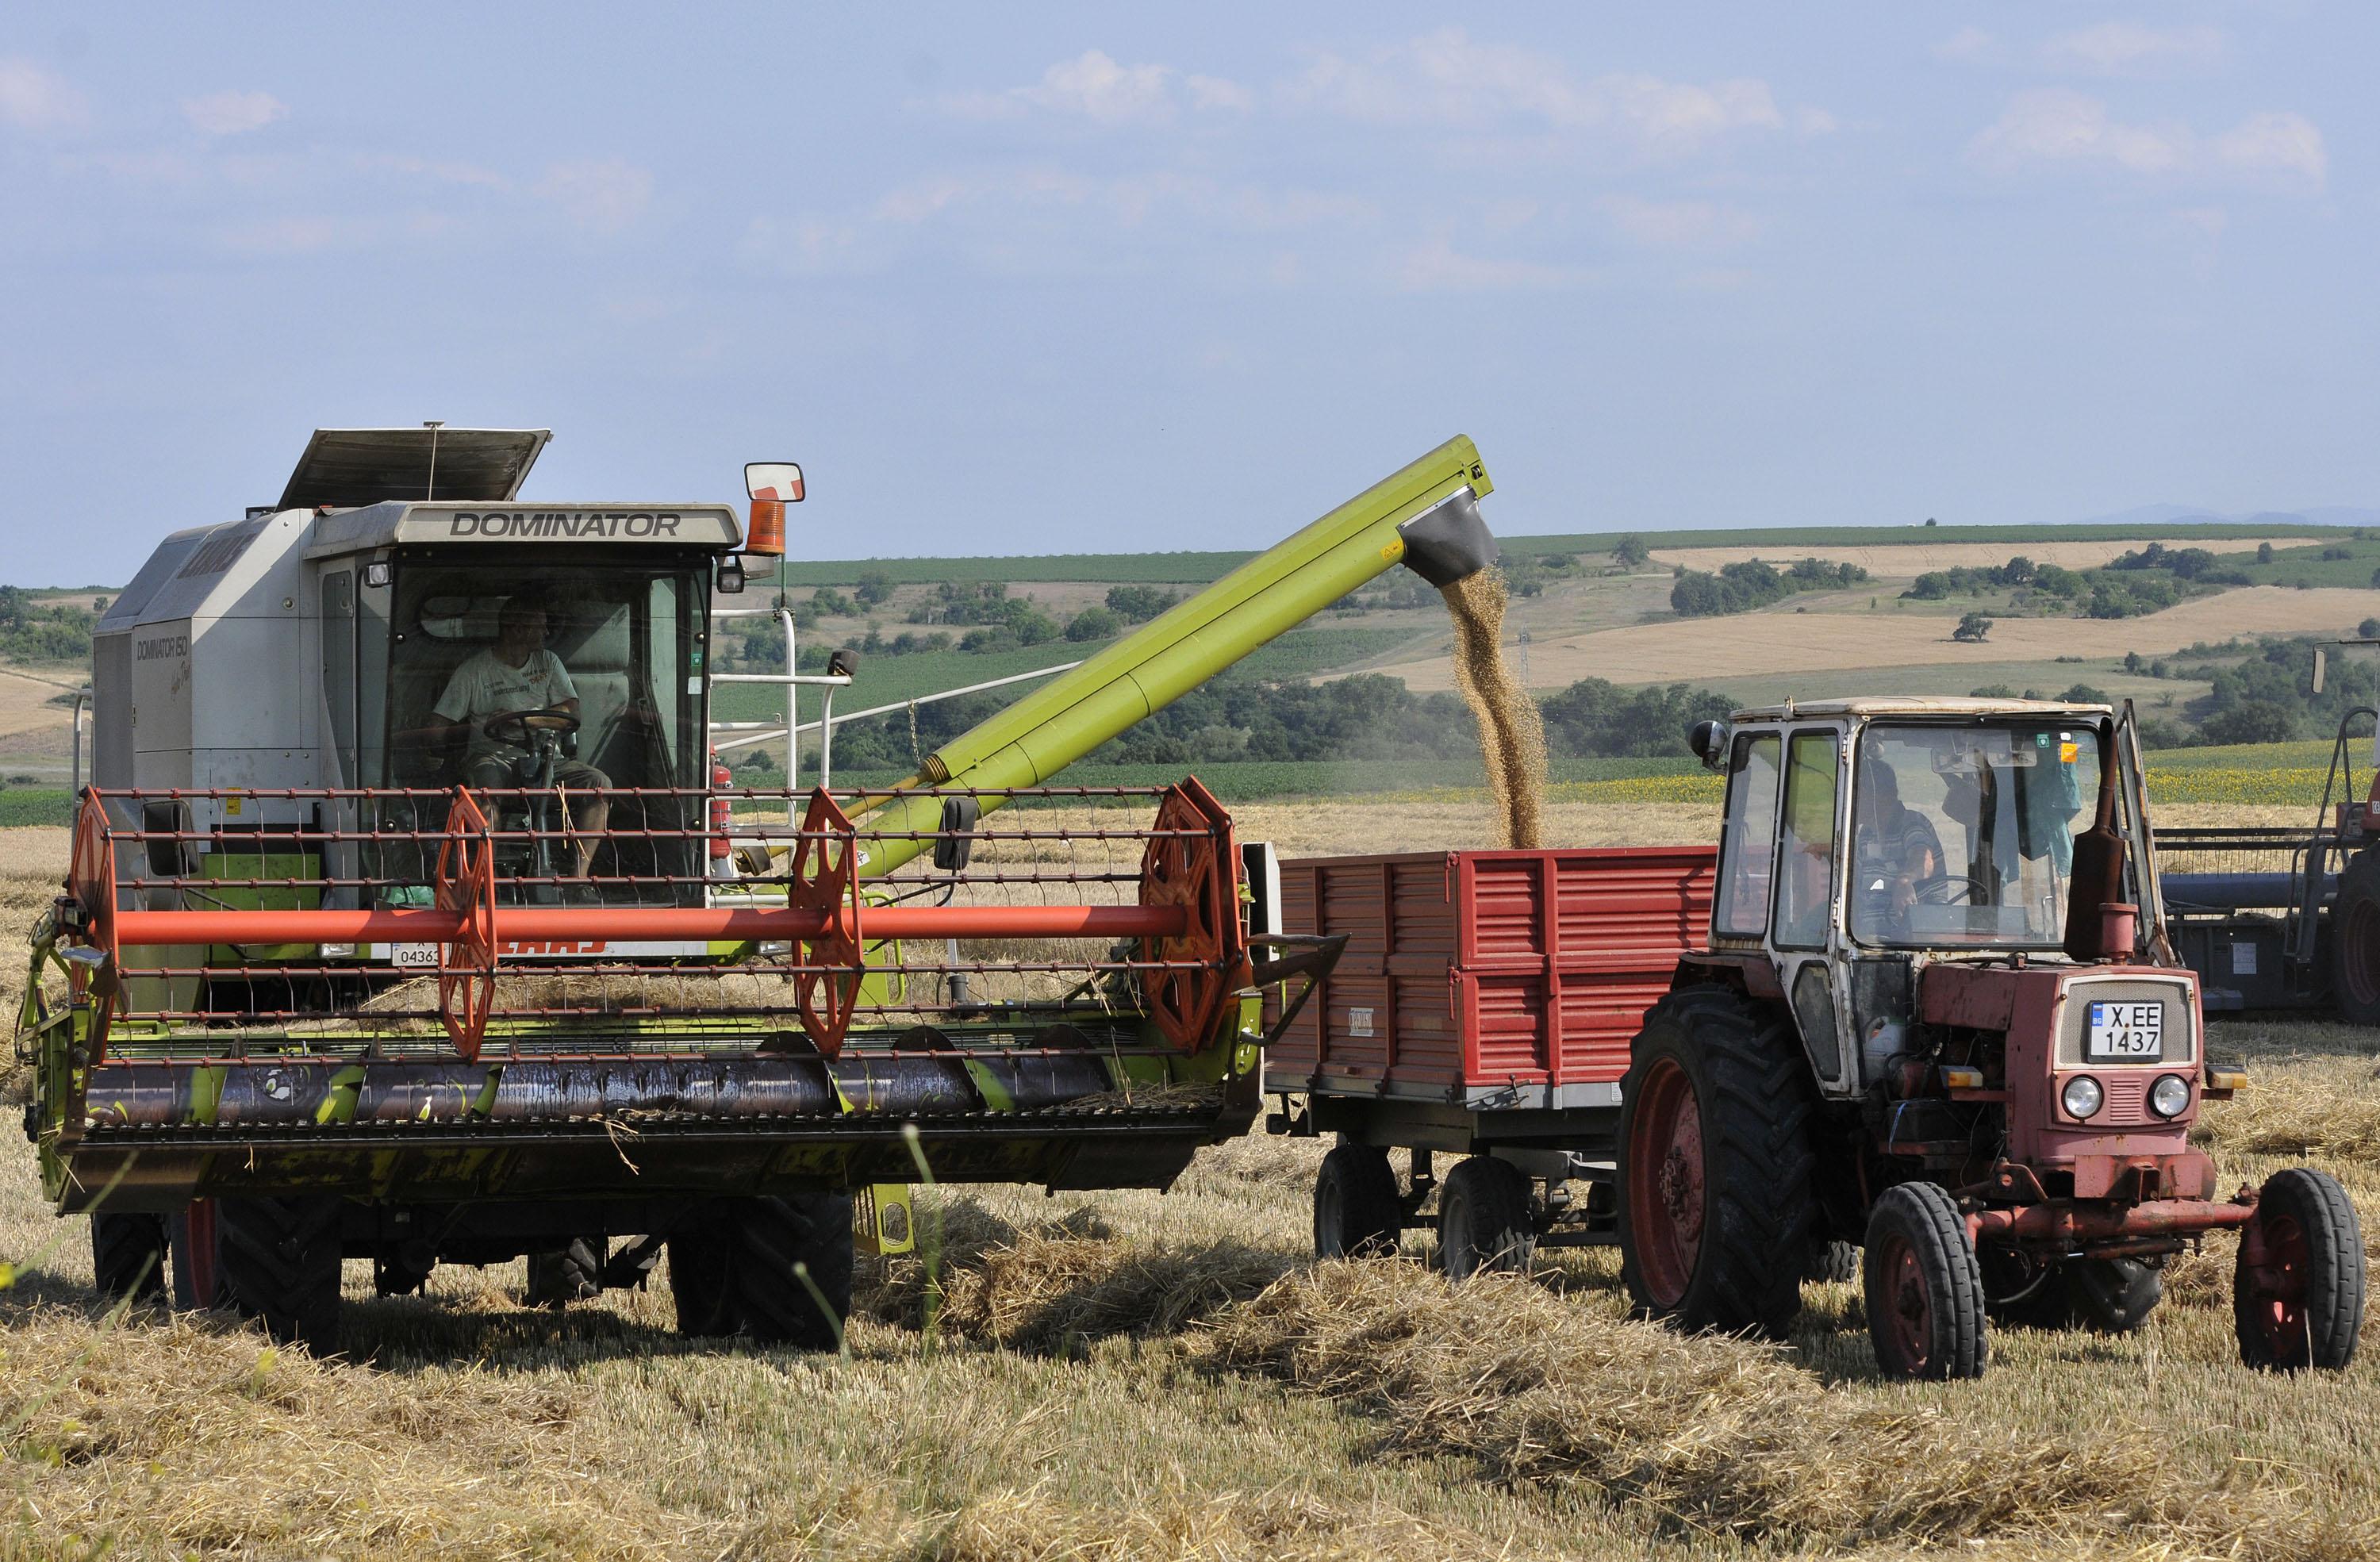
[1849,723,2104,950]
[1714,731,1780,938]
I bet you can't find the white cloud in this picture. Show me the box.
[1395,234,1593,292]
[2209,111,2326,186]
[946,49,1250,125]
[1602,195,1761,248]
[2042,22,2225,78]
[2171,205,2228,238]
[1933,27,1998,65]
[1288,31,1791,159]
[1971,89,2190,176]
[1971,90,2324,191]
[535,159,654,232]
[0,57,86,132]
[182,90,286,136]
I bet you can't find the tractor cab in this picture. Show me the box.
[1683,697,2175,1103]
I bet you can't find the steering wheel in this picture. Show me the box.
[1913,874,1990,907]
[482,707,581,749]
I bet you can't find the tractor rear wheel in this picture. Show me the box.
[2328,851,2380,1025]
[213,1195,344,1357]
[525,1239,605,1307]
[1314,1143,1403,1259]
[90,1213,169,1307]
[1438,1157,1534,1279]
[1617,986,1818,1338]
[2237,1167,2365,1372]
[730,1193,854,1349]
[1864,1182,1987,1380]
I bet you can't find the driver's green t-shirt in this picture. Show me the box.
[433,649,578,758]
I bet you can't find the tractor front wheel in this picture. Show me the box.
[1864,1183,1987,1380]
[1314,1143,1403,1259]
[2236,1167,2365,1372]
[1617,987,1818,1338]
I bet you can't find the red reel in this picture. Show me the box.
[1139,777,1246,1050]
[788,788,863,1054]
[436,788,499,1061]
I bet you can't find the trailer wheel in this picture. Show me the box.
[731,1193,854,1350]
[1315,1144,1403,1259]
[525,1239,605,1307]
[2329,852,2380,1025]
[666,1220,738,1337]
[1438,1157,1534,1279]
[1617,987,1817,1338]
[90,1213,169,1307]
[213,1195,344,1357]
[1806,1239,1860,1284]
[2236,1167,2366,1372]
[1864,1182,1987,1380]
[2067,1257,2163,1334]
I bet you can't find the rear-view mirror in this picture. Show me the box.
[745,462,804,503]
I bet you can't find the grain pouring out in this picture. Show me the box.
[1439,566,1549,848]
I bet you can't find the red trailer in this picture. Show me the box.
[1265,845,1716,1274]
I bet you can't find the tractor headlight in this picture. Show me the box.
[2148,1073,2192,1119]
[2061,1075,2105,1121]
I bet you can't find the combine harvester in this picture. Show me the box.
[1271,696,2363,1378]
[21,426,1500,1352]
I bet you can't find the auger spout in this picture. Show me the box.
[852,436,1498,874]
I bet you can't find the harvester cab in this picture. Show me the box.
[29,425,1506,1357]
[1624,696,2364,1379]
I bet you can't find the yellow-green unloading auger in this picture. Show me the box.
[844,436,1499,875]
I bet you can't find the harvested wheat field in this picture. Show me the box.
[1367,585,2380,692]
[6,810,2380,1559]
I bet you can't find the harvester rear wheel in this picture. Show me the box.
[1617,987,1817,1339]
[90,1213,169,1307]
[2328,852,2380,1025]
[213,1195,344,1357]
[2236,1167,2365,1372]
[1806,1239,1860,1284]
[2067,1257,2163,1334]
[1864,1182,1987,1380]
[731,1194,854,1349]
[1314,1143,1403,1259]
[526,1239,604,1307]
[1438,1157,1534,1279]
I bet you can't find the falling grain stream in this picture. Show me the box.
[1441,568,1548,848]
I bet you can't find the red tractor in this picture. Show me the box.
[1621,697,2364,1378]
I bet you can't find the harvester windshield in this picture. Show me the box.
[1849,722,2105,949]
[377,555,707,795]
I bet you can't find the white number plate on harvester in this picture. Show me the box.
[2085,1000,2163,1061]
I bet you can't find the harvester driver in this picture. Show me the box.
[430,595,611,877]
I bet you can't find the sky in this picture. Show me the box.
[1,3,2374,585]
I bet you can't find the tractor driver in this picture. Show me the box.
[1856,755,1945,931]
[429,595,611,877]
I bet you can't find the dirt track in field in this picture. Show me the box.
[1361,585,2380,693]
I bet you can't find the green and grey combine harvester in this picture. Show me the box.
[21,428,1499,1351]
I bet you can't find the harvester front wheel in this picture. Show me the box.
[2236,1167,2365,1372]
[666,1222,737,1337]
[526,1240,604,1307]
[1617,987,1817,1338]
[1438,1157,1534,1279]
[1864,1182,1987,1380]
[2067,1257,2163,1334]
[731,1193,854,1350]
[213,1195,344,1357]
[90,1213,169,1307]
[1314,1143,1403,1259]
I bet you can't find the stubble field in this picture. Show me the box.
[3,804,2380,1560]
